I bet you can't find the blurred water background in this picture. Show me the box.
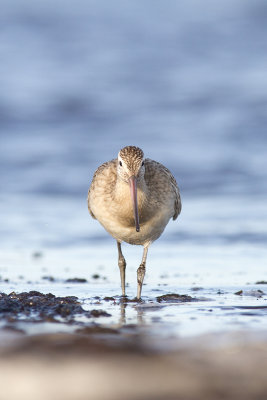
[0,0,267,272]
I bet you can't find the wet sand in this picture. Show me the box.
[1,246,267,399]
[1,288,267,400]
[1,328,267,400]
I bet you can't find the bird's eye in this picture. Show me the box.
[119,161,122,166]
[141,161,144,166]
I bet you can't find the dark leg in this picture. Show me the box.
[117,241,126,296]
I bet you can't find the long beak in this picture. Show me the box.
[128,175,140,232]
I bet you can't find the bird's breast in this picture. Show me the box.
[92,193,172,246]
[89,174,175,245]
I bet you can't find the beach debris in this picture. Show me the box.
[65,278,87,283]
[156,293,196,303]
[0,291,110,324]
[234,289,265,298]
[42,275,55,282]
[90,310,111,317]
[32,251,43,258]
[104,297,116,301]
[191,287,204,291]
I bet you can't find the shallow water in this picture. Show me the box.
[1,0,267,346]
[1,239,267,344]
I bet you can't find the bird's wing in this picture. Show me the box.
[87,159,117,219]
[172,181,182,220]
[162,164,181,220]
[144,159,182,220]
[88,198,96,219]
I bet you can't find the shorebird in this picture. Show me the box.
[88,146,181,299]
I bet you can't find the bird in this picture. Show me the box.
[88,145,181,299]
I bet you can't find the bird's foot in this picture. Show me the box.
[119,295,128,304]
[133,296,143,303]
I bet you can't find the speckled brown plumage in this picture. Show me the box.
[119,146,144,172]
[88,145,181,299]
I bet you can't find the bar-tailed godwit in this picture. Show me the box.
[88,146,181,299]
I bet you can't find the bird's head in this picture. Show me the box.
[117,146,145,232]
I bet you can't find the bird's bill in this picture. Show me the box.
[128,175,140,232]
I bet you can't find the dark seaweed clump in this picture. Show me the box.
[0,291,110,324]
[65,278,87,283]
[156,293,197,303]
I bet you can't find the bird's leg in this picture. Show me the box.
[117,241,126,296]
[137,246,149,300]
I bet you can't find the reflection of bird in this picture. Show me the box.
[88,146,181,299]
